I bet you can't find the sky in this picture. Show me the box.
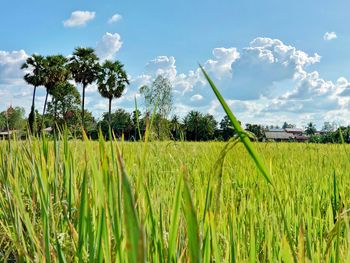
[1,0,350,128]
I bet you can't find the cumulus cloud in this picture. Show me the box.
[0,49,36,113]
[323,31,337,41]
[134,37,347,127]
[227,37,321,100]
[0,50,28,84]
[108,13,122,24]
[96,32,123,61]
[63,11,96,27]
[204,47,240,79]
[145,56,177,81]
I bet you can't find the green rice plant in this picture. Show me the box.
[1,116,350,261]
[200,65,298,262]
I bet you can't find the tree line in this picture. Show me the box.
[1,46,350,143]
[2,104,350,143]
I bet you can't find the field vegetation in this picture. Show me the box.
[1,134,350,262]
[1,71,350,262]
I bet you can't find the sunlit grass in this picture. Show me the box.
[1,136,350,262]
[1,71,349,262]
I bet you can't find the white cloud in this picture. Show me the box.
[145,56,177,81]
[0,49,35,113]
[0,50,28,84]
[63,11,95,27]
[96,32,123,61]
[190,94,203,101]
[205,47,240,79]
[323,31,337,41]
[108,13,122,24]
[224,37,321,100]
[130,74,152,88]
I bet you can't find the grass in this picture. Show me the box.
[1,138,350,262]
[1,72,350,262]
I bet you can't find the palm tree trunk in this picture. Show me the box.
[40,91,49,132]
[32,86,37,110]
[108,97,112,127]
[81,83,86,130]
[29,85,37,134]
[54,98,57,125]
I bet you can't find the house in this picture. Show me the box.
[265,131,294,141]
[0,130,19,139]
[264,127,309,142]
[285,128,304,135]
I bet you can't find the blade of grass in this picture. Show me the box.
[116,144,144,263]
[168,173,183,262]
[182,175,201,263]
[200,65,297,263]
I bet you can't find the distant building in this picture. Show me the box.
[265,131,294,141]
[264,128,309,142]
[0,130,19,139]
[284,128,303,135]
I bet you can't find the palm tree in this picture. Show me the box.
[41,55,70,129]
[69,47,100,129]
[305,122,317,135]
[21,54,46,133]
[97,60,129,126]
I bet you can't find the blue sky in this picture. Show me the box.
[1,0,350,128]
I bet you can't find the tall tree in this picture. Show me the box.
[140,75,173,139]
[183,111,217,141]
[0,107,26,131]
[97,60,129,126]
[69,47,100,129]
[21,54,47,133]
[220,115,236,140]
[245,123,265,141]
[184,111,201,141]
[41,55,70,129]
[47,82,81,129]
[170,115,182,140]
[131,109,143,140]
[140,75,173,117]
[305,122,317,135]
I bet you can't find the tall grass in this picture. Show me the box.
[1,137,350,261]
[0,73,350,262]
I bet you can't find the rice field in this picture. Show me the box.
[1,134,350,262]
[1,72,350,262]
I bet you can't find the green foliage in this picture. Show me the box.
[140,75,173,140]
[305,122,317,135]
[99,109,133,138]
[44,55,70,92]
[47,82,81,129]
[282,122,296,129]
[97,60,129,126]
[0,106,26,131]
[220,115,236,141]
[69,48,100,87]
[200,65,297,262]
[97,60,129,100]
[69,47,100,128]
[245,123,265,141]
[140,75,173,118]
[183,111,217,141]
[22,54,47,133]
[1,137,350,261]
